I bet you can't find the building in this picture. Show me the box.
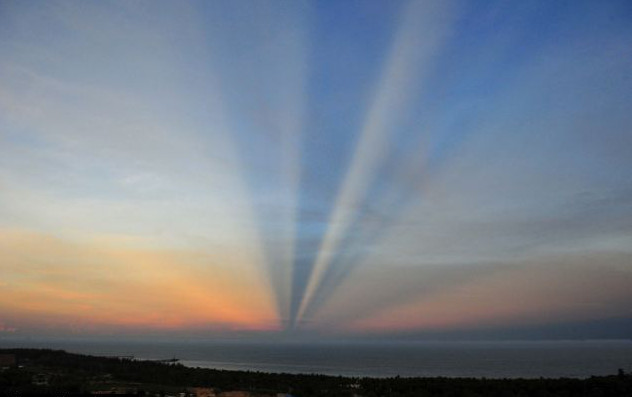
[218,392,251,397]
[188,387,217,397]
[32,373,50,386]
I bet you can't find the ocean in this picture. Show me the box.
[2,339,631,379]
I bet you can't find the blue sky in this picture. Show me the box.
[1,0,631,339]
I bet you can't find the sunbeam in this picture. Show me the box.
[1,0,631,342]
[196,1,311,327]
[295,0,457,326]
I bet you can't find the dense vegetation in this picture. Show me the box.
[1,348,631,396]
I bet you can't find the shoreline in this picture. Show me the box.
[2,348,631,396]
[3,339,632,379]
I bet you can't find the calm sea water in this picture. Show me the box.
[2,339,631,379]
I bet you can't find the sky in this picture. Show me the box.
[1,0,631,341]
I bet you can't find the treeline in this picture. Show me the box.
[1,348,631,396]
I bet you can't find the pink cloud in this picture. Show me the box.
[0,323,18,333]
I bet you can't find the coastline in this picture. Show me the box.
[2,338,632,379]
[1,348,631,396]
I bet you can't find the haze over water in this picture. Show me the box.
[2,339,632,379]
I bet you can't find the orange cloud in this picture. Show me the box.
[0,229,279,334]
[335,254,632,335]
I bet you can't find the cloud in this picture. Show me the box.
[330,252,632,335]
[0,229,278,334]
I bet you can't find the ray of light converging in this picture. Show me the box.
[196,1,311,328]
[1,0,631,340]
[0,0,280,333]
[294,0,457,327]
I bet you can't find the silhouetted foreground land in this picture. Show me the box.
[1,348,631,396]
